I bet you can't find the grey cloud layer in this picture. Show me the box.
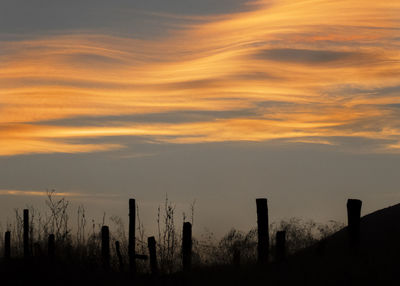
[253,48,371,65]
[0,0,254,37]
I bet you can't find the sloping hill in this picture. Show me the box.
[285,202,400,285]
[307,202,400,257]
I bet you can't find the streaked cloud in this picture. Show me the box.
[0,189,119,198]
[1,0,399,156]
[252,48,370,65]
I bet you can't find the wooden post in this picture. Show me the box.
[48,234,55,260]
[182,222,192,272]
[147,236,158,275]
[233,247,241,268]
[33,242,42,257]
[115,241,124,272]
[316,239,326,256]
[129,199,136,274]
[4,231,11,260]
[23,209,30,259]
[256,198,269,264]
[347,199,362,250]
[276,231,286,262]
[101,226,110,270]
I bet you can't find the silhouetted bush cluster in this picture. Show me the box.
[0,191,343,273]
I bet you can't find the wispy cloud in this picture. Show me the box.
[252,48,371,65]
[1,0,399,155]
[0,189,120,198]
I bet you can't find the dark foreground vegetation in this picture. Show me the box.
[1,191,399,285]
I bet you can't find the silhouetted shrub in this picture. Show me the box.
[1,191,343,274]
[270,218,344,255]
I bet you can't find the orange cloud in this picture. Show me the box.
[0,0,399,155]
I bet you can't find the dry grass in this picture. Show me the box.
[1,191,342,274]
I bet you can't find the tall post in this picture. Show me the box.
[115,241,124,272]
[129,199,136,274]
[23,209,30,259]
[102,226,110,270]
[48,234,55,260]
[4,231,11,260]
[233,247,241,268]
[276,231,286,263]
[182,222,192,272]
[347,199,362,250]
[33,242,42,257]
[148,236,158,275]
[256,198,269,264]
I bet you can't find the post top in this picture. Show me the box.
[183,221,192,228]
[347,199,362,207]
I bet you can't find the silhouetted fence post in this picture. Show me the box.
[4,231,11,260]
[148,236,158,275]
[347,199,362,251]
[233,247,241,268]
[115,241,124,272]
[23,209,30,259]
[316,239,326,257]
[48,234,55,260]
[129,199,136,275]
[34,242,42,257]
[256,198,269,264]
[102,226,110,270]
[182,222,192,272]
[276,231,286,263]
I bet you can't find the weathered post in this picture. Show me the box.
[101,226,110,270]
[182,222,192,272]
[4,231,11,260]
[276,231,286,263]
[23,209,30,259]
[48,234,55,260]
[148,236,158,275]
[33,242,42,257]
[316,239,326,256]
[256,198,269,264]
[129,199,136,274]
[233,247,241,268]
[115,241,124,272]
[347,199,362,250]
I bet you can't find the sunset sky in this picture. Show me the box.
[1,0,399,236]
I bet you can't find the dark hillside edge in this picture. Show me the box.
[285,202,400,285]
